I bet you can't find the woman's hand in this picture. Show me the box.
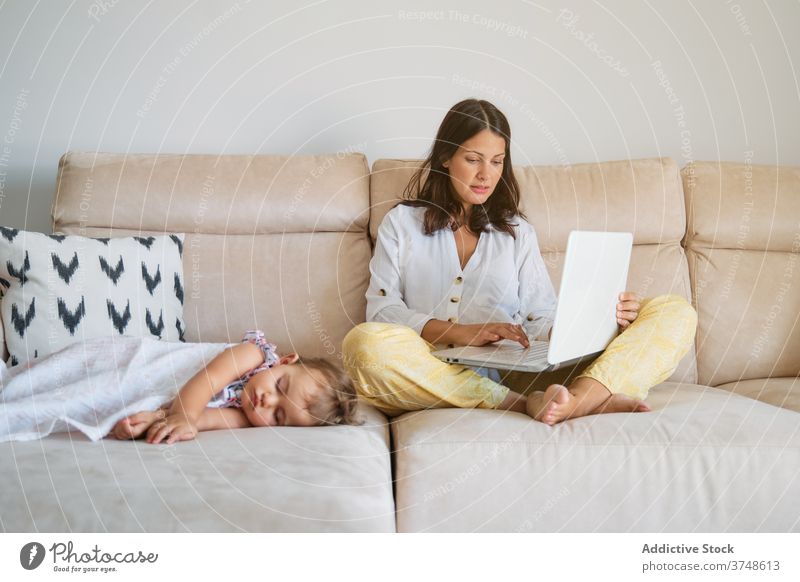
[617,292,641,330]
[451,322,530,348]
[146,412,199,445]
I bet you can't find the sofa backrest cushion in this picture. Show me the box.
[682,161,800,387]
[371,157,697,383]
[52,152,371,358]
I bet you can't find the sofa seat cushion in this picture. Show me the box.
[0,404,394,532]
[391,382,800,532]
[718,377,800,413]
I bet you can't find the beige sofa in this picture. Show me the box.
[0,152,798,532]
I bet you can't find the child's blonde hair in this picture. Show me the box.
[296,357,362,426]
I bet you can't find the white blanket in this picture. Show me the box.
[0,336,228,442]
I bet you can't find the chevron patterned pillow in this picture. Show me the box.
[0,227,186,367]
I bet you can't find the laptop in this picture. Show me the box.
[432,230,633,373]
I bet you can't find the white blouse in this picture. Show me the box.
[366,205,557,343]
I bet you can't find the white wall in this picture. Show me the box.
[1,0,798,232]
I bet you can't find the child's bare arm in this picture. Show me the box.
[196,408,251,431]
[167,342,264,421]
[146,343,264,444]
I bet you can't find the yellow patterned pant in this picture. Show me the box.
[342,295,697,416]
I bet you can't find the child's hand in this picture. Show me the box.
[145,413,198,445]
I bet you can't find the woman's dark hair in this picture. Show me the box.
[401,98,522,237]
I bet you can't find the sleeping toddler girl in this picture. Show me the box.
[110,331,360,444]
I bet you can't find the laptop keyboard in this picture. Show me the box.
[481,341,550,365]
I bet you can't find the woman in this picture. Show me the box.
[343,99,696,424]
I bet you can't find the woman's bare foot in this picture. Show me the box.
[534,385,578,425]
[590,393,650,416]
[110,409,166,440]
[526,378,650,426]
